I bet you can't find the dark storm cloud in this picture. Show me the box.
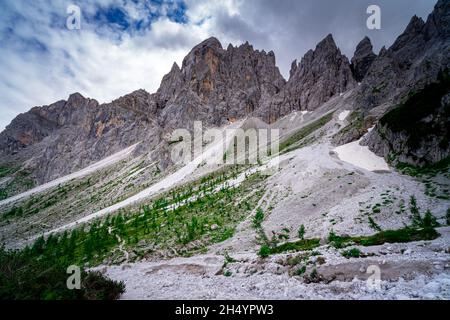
[212,0,437,77]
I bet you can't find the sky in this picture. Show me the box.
[0,0,437,131]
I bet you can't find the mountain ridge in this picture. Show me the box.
[0,0,449,189]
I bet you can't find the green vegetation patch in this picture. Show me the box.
[328,227,439,249]
[396,157,450,178]
[265,238,320,255]
[0,247,124,300]
[16,168,267,270]
[0,166,18,179]
[279,112,333,153]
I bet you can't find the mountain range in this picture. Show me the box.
[0,0,449,300]
[1,0,449,192]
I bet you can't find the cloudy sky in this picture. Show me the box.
[0,0,437,130]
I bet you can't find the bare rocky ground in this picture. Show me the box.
[100,101,449,299]
[1,94,449,299]
[101,227,450,300]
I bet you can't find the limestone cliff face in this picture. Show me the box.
[255,34,356,123]
[1,0,449,186]
[157,37,286,130]
[0,91,161,184]
[363,71,450,166]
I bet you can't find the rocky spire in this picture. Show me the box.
[256,34,356,122]
[351,36,377,82]
[356,0,450,111]
[424,0,450,39]
[156,37,286,128]
[390,15,425,52]
[289,60,298,80]
[156,62,183,108]
[291,34,356,109]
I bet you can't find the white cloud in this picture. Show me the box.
[0,0,437,131]
[0,0,216,130]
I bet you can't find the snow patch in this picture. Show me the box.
[289,112,297,121]
[334,138,390,172]
[338,110,350,121]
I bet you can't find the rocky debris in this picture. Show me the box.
[102,226,450,299]
[256,34,356,123]
[350,37,377,82]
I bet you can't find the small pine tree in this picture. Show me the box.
[422,210,439,228]
[409,196,422,226]
[368,217,382,231]
[32,236,46,255]
[298,224,305,240]
[253,208,264,228]
[446,208,450,226]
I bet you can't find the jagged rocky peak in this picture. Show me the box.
[390,15,425,52]
[180,37,224,83]
[156,62,183,107]
[286,34,355,108]
[67,92,86,104]
[424,0,450,39]
[351,36,377,82]
[289,59,298,80]
[356,0,450,111]
[156,36,286,128]
[254,33,357,123]
[0,93,97,155]
[316,33,338,51]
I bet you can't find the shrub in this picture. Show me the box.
[223,270,232,277]
[356,227,439,246]
[82,271,125,300]
[298,224,305,240]
[409,196,422,226]
[303,268,321,283]
[269,238,320,254]
[253,208,264,228]
[328,230,349,249]
[0,247,125,300]
[295,266,306,276]
[342,248,361,258]
[446,208,450,226]
[258,245,270,258]
[368,217,382,231]
[224,251,236,264]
